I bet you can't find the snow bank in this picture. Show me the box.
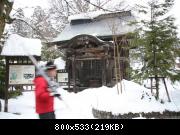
[1,34,42,56]
[0,92,37,119]
[55,88,95,119]
[91,80,180,115]
[0,112,22,119]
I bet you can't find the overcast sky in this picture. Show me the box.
[12,0,180,36]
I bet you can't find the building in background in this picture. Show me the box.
[49,11,136,92]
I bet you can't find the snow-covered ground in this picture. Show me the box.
[0,79,180,119]
[92,80,180,114]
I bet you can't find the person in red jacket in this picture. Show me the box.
[34,61,59,119]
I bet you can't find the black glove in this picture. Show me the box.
[49,90,61,97]
[53,93,63,100]
[53,93,61,97]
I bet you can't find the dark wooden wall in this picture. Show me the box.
[58,35,130,92]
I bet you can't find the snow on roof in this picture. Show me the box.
[1,34,42,56]
[53,11,136,42]
[68,10,110,21]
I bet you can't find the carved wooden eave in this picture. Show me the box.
[47,34,131,91]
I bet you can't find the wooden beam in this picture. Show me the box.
[102,58,107,86]
[75,58,102,61]
[76,48,105,53]
[72,56,76,93]
[72,54,105,60]
[162,78,171,102]
[150,77,153,94]
[4,57,9,112]
[67,60,71,91]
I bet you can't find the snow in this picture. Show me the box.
[130,61,143,70]
[1,34,42,56]
[8,0,14,2]
[0,92,37,119]
[92,80,180,115]
[36,57,65,70]
[0,88,94,119]
[54,57,65,70]
[176,57,180,63]
[53,12,135,42]
[0,79,180,119]
[68,10,110,21]
[10,0,180,37]
[3,9,6,15]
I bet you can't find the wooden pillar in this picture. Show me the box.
[67,60,71,91]
[0,100,1,112]
[4,57,9,112]
[155,75,159,100]
[72,56,76,92]
[101,58,106,86]
[106,58,110,86]
[150,77,153,94]
[162,77,171,102]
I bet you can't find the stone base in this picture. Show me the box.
[92,108,180,119]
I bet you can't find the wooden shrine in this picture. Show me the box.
[49,11,135,92]
[52,34,130,92]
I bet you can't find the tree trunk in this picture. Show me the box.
[113,36,119,94]
[4,58,9,112]
[0,5,6,39]
[0,0,13,39]
[116,38,122,94]
[0,100,1,112]
[155,75,159,100]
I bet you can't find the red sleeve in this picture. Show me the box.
[35,77,50,101]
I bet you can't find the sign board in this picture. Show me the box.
[9,65,35,85]
[57,69,68,86]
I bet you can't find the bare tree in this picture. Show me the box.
[73,0,90,13]
[9,8,32,37]
[48,0,127,33]
[108,19,123,94]
[48,0,70,32]
[30,6,58,41]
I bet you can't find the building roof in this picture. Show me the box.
[68,10,111,21]
[53,11,136,42]
[1,34,42,56]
